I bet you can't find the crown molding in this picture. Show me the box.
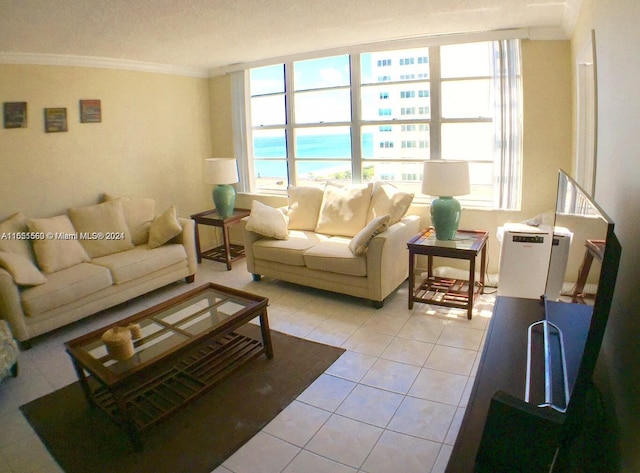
[0,52,210,78]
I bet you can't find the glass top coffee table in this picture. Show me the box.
[65,282,272,450]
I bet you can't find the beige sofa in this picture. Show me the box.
[242,182,421,307]
[0,195,197,345]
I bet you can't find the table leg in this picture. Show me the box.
[259,309,274,359]
[480,244,487,295]
[70,357,93,404]
[468,256,476,320]
[408,251,415,310]
[222,224,232,271]
[193,222,203,264]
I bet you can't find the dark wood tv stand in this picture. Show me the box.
[446,296,593,472]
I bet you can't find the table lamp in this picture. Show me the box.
[422,160,470,240]
[204,158,239,219]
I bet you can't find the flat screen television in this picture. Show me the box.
[545,170,621,432]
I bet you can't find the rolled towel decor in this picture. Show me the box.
[101,326,135,361]
[128,323,143,340]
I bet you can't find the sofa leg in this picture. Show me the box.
[372,300,384,309]
[252,274,262,282]
[18,339,32,350]
[185,275,195,284]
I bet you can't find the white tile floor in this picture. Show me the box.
[0,260,496,473]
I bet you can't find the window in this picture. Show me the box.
[244,40,522,209]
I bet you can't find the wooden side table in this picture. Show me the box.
[190,208,251,270]
[407,227,488,319]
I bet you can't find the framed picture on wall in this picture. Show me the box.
[79,99,101,123]
[44,108,68,133]
[3,102,27,129]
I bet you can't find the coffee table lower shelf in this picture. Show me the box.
[87,331,265,449]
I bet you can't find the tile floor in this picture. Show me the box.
[0,260,496,473]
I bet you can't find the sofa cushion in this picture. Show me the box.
[104,194,155,245]
[367,181,414,225]
[68,199,135,258]
[315,182,373,237]
[287,186,324,231]
[0,212,36,262]
[91,244,187,284]
[0,251,47,286]
[245,200,288,240]
[21,262,113,316]
[349,214,390,256]
[148,206,182,249]
[252,231,328,266]
[28,215,90,273]
[303,237,367,276]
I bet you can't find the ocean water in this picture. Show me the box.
[254,133,374,177]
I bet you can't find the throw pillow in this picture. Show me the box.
[245,200,289,240]
[0,251,47,286]
[28,215,90,273]
[148,206,183,249]
[315,182,373,237]
[0,212,36,262]
[68,200,135,258]
[103,194,156,246]
[349,214,391,256]
[367,181,414,225]
[287,186,324,231]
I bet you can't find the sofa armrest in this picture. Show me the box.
[366,215,421,302]
[241,216,263,274]
[176,217,198,276]
[0,268,29,342]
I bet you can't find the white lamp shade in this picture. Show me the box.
[421,160,470,197]
[204,158,239,185]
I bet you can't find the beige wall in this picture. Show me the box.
[221,40,574,276]
[571,1,640,471]
[0,65,212,221]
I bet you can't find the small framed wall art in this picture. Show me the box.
[3,102,27,129]
[79,99,101,123]
[44,107,68,133]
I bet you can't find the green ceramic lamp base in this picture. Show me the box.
[213,184,236,219]
[430,196,462,240]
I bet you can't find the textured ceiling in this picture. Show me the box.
[0,0,582,75]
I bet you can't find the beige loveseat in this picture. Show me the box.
[242,182,421,307]
[0,195,197,345]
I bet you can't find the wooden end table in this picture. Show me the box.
[191,208,251,270]
[64,282,272,450]
[407,227,488,319]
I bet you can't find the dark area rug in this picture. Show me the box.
[21,326,344,473]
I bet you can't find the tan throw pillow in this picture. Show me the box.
[68,200,134,258]
[103,194,155,245]
[349,214,390,256]
[287,186,324,231]
[315,182,373,237]
[0,212,36,262]
[0,251,47,286]
[367,181,414,225]
[28,215,90,273]
[148,206,183,249]
[245,200,289,240]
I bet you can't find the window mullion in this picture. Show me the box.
[350,54,362,183]
[429,46,441,160]
[284,62,296,185]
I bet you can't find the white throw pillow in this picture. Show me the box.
[0,251,47,286]
[349,214,390,256]
[148,206,183,249]
[28,215,90,273]
[245,200,289,240]
[287,186,324,231]
[367,181,414,225]
[68,200,134,258]
[0,212,36,262]
[103,194,156,246]
[315,182,373,237]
